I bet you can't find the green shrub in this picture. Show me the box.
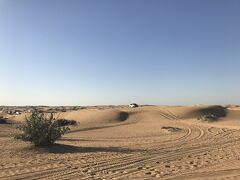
[15,111,69,146]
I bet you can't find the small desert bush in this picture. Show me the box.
[15,111,69,146]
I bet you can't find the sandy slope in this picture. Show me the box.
[1,105,240,179]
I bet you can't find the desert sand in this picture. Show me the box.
[1,105,240,179]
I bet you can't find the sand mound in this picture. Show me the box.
[196,106,227,121]
[57,109,130,125]
[226,108,240,120]
[178,105,227,121]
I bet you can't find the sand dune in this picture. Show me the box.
[1,105,240,179]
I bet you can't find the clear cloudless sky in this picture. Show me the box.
[0,0,240,106]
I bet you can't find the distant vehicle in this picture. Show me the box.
[129,103,139,108]
[15,111,21,115]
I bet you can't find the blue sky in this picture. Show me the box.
[0,0,239,106]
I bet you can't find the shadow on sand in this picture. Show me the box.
[0,117,12,124]
[35,144,143,154]
[69,121,135,134]
[118,111,129,121]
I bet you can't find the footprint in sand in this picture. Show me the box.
[165,165,171,168]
